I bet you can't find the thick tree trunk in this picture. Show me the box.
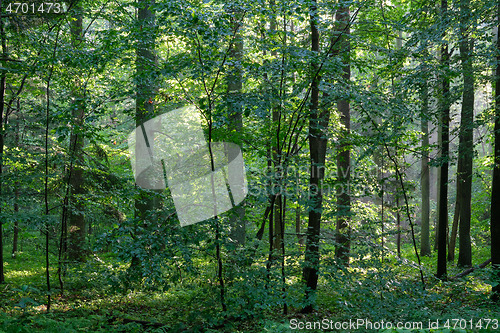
[457,0,474,267]
[420,76,431,257]
[334,3,351,265]
[437,0,450,280]
[490,1,500,302]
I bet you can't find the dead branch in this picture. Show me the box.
[451,258,491,280]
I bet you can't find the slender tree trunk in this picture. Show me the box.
[273,195,283,252]
[66,6,86,262]
[381,181,384,251]
[490,1,500,302]
[420,75,431,257]
[269,2,283,254]
[457,0,474,267]
[131,0,158,275]
[379,153,385,253]
[0,1,6,282]
[227,10,245,246]
[434,123,441,252]
[437,0,450,280]
[296,206,304,246]
[396,196,401,258]
[334,3,351,265]
[12,106,19,257]
[0,49,5,285]
[302,0,326,313]
[448,202,459,261]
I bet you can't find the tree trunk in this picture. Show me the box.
[67,8,86,262]
[302,0,326,313]
[490,1,500,302]
[434,123,441,252]
[0,55,5,285]
[227,10,245,246]
[420,75,431,257]
[448,202,459,261]
[437,0,450,280]
[296,206,304,247]
[457,0,474,267]
[12,106,19,258]
[269,3,283,254]
[396,196,401,258]
[131,0,158,275]
[334,3,351,265]
[273,195,283,252]
[0,8,6,282]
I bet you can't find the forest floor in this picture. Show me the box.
[0,239,499,332]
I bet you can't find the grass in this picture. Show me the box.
[0,236,499,332]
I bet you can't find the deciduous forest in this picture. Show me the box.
[0,0,499,331]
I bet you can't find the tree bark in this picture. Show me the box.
[131,0,159,275]
[0,50,5,285]
[66,7,86,262]
[490,1,500,302]
[0,2,6,282]
[302,0,325,313]
[448,202,459,261]
[437,0,450,280]
[434,123,441,252]
[269,2,283,254]
[12,105,19,257]
[227,9,245,246]
[456,0,474,267]
[396,196,401,258]
[334,3,351,265]
[296,206,304,246]
[420,74,431,257]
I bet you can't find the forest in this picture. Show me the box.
[0,0,499,331]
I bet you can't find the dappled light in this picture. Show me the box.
[0,0,499,331]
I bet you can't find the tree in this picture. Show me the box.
[0,11,5,283]
[268,0,283,254]
[130,0,159,274]
[12,104,19,257]
[66,5,86,262]
[302,0,324,313]
[226,6,246,246]
[448,196,460,261]
[420,65,431,257]
[334,3,351,264]
[490,0,500,302]
[456,0,474,268]
[436,0,450,280]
